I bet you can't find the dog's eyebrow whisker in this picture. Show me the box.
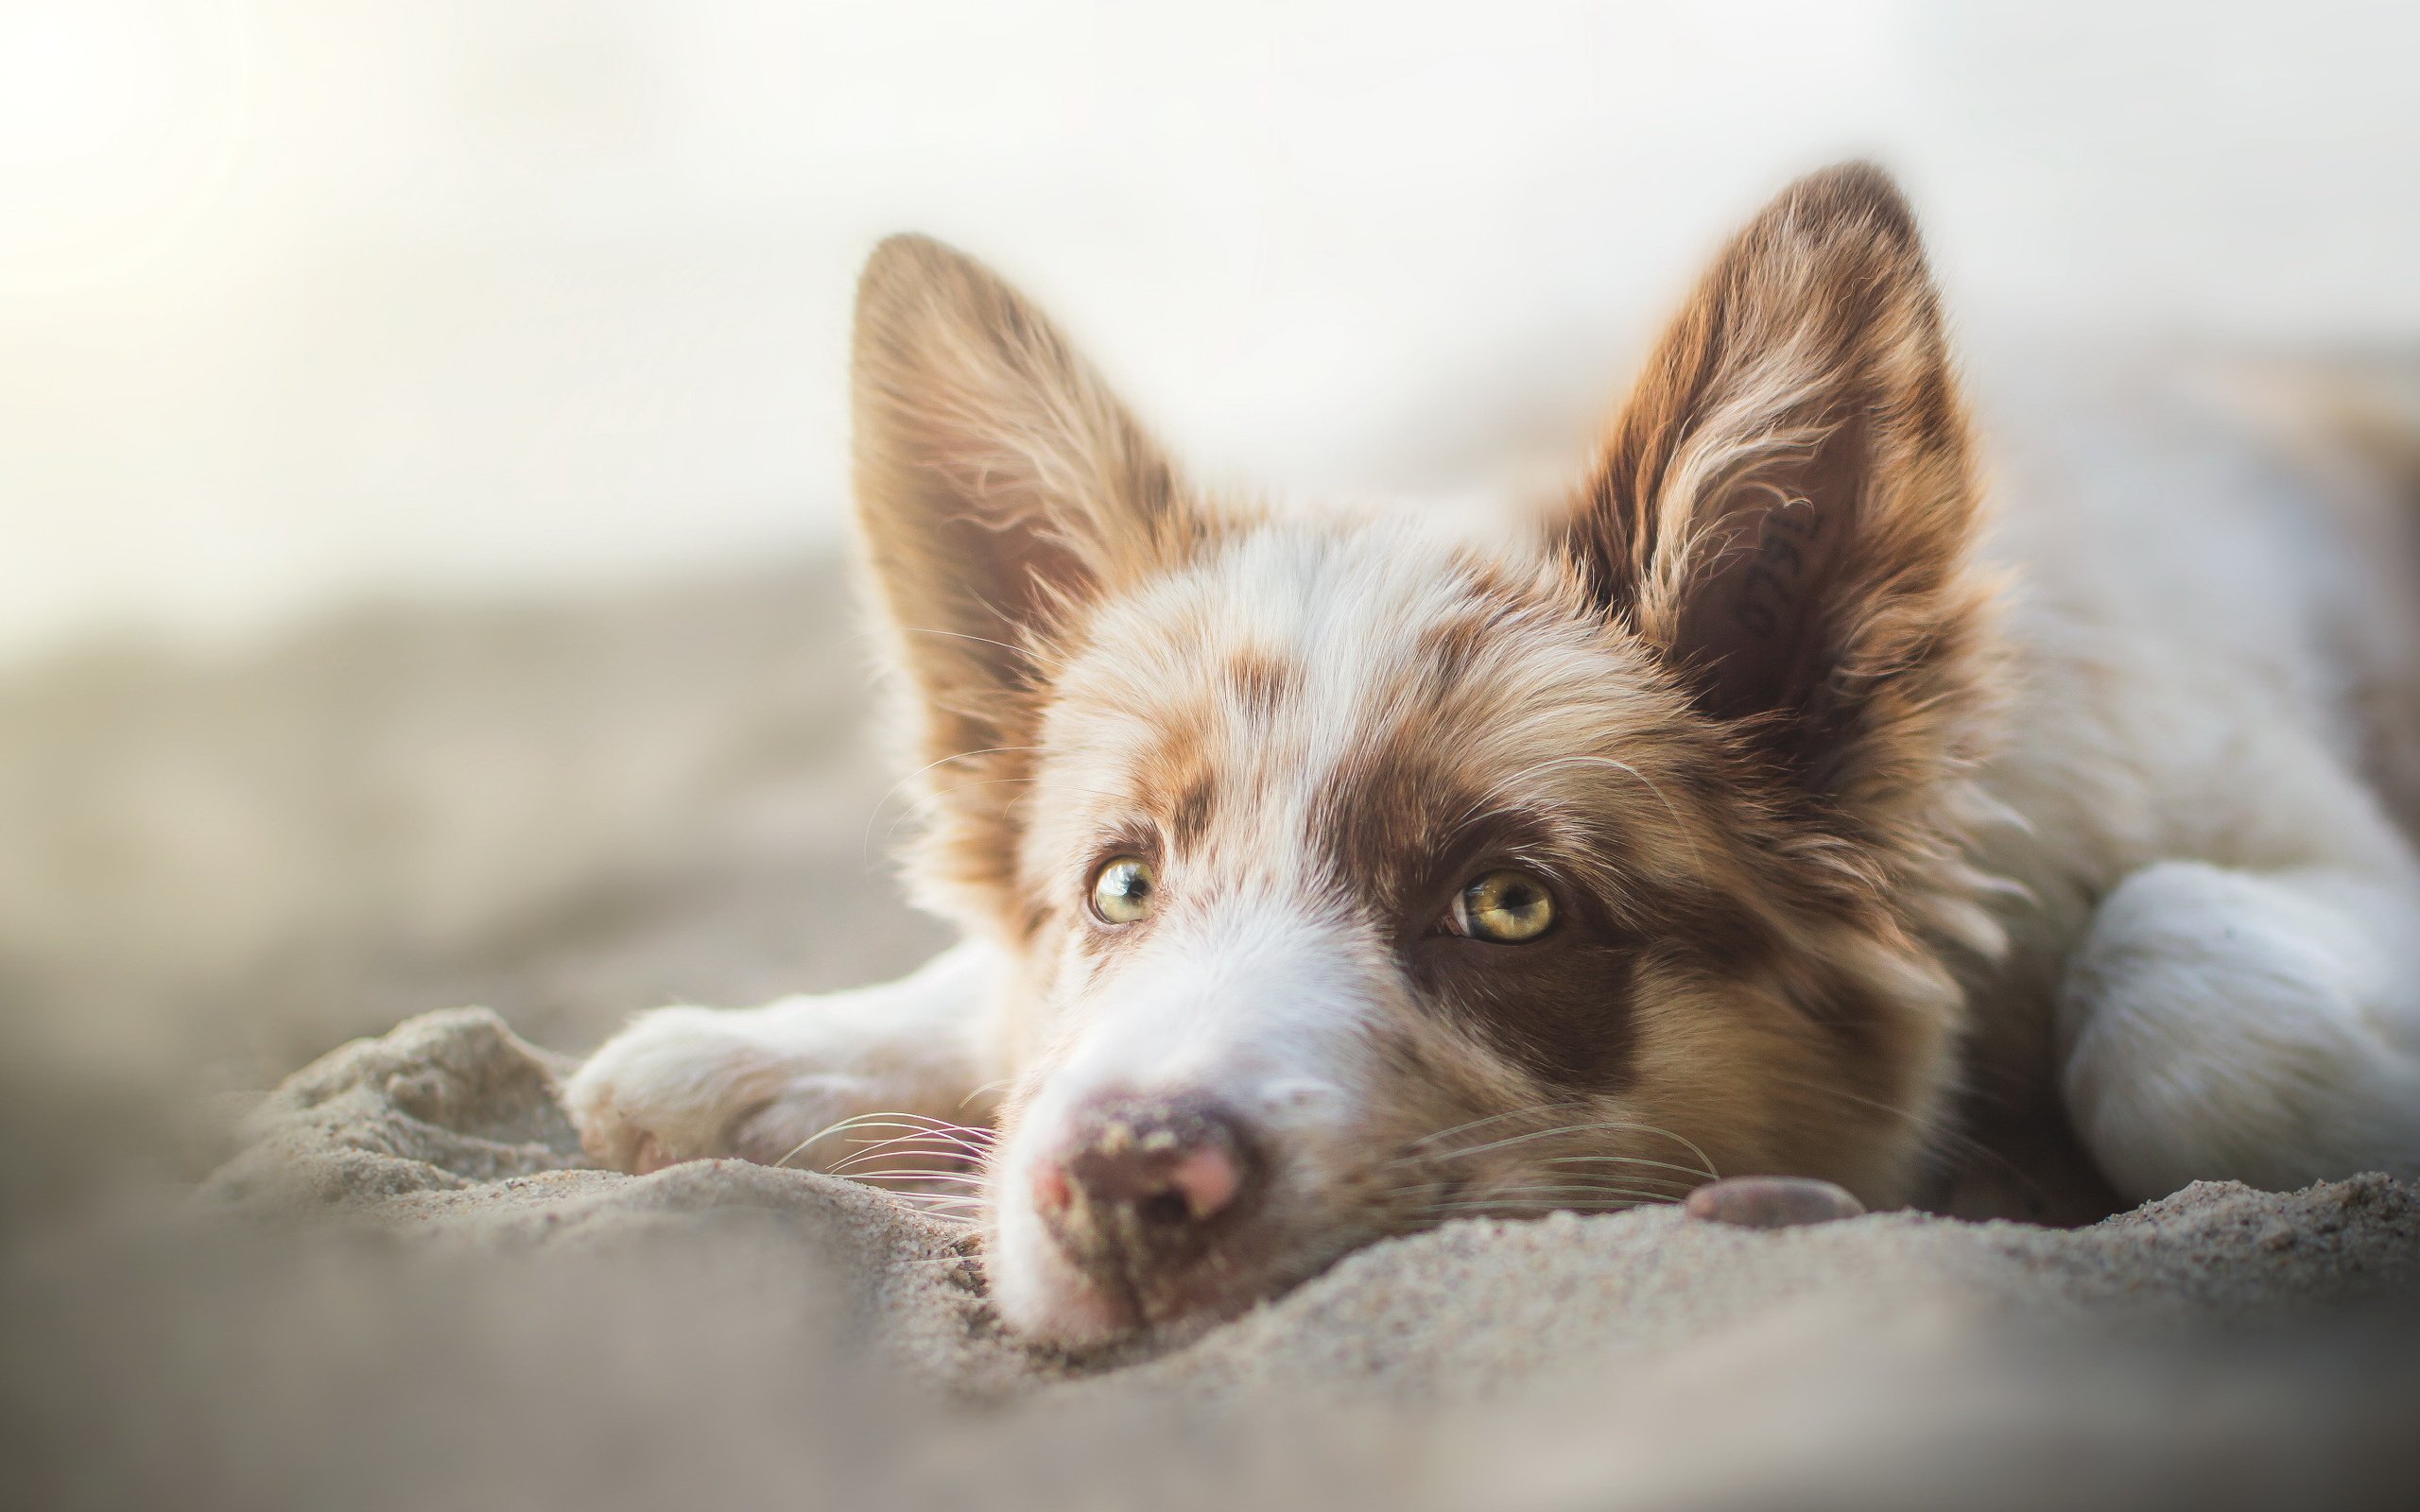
[878,775,1043,850]
[891,625,1067,674]
[879,773,1150,854]
[1444,754,1701,866]
[860,743,1049,862]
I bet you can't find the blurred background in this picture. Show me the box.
[4,0,2418,1214]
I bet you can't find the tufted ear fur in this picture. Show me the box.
[851,235,1213,924]
[1563,163,1998,833]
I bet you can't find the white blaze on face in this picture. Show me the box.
[985,892,1387,1341]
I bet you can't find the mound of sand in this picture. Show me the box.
[13,1005,2410,1511]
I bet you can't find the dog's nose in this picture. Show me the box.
[1031,1094,1258,1267]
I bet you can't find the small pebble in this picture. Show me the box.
[1684,1176,1866,1229]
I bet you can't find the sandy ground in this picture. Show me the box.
[9,1004,2415,1510]
[4,548,2419,1509]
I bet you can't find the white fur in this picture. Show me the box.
[561,940,1008,1172]
[2057,861,2420,1198]
[1967,360,2420,1197]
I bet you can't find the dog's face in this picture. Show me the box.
[852,165,2005,1348]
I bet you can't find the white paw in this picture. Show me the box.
[2059,862,2420,1200]
[562,1006,890,1175]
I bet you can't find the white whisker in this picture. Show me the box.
[1437,1181,1683,1205]
[1424,1120,1720,1179]
[1400,1102,1594,1154]
[772,1110,996,1171]
[1424,1197,1663,1215]
[1533,1154,1710,1184]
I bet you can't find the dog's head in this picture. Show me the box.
[852,164,2005,1348]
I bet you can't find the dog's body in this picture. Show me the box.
[566,166,2420,1348]
[1945,352,2420,1216]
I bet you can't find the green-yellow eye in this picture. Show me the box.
[1090,856,1157,924]
[1452,869,1555,942]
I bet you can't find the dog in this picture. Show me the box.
[564,163,2420,1349]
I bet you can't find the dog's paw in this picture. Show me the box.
[2059,860,2420,1199]
[562,1006,890,1176]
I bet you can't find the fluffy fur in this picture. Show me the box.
[564,164,2420,1348]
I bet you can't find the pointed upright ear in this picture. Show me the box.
[852,234,1207,919]
[1564,163,1996,816]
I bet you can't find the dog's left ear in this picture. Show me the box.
[1564,163,1996,810]
[852,235,1210,923]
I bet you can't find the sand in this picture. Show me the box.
[6,1004,2404,1510]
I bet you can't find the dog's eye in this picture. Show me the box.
[1090,856,1157,924]
[1450,869,1555,942]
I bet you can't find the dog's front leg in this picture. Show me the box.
[2056,861,2420,1201]
[562,939,1011,1175]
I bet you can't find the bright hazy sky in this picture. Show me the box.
[4,0,2415,662]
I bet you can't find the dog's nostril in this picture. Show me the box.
[1134,1190,1192,1228]
[1165,1142,1242,1221]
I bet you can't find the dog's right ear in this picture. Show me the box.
[852,235,1205,919]
[1559,165,1994,827]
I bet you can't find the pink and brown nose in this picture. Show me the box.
[1028,1094,1261,1311]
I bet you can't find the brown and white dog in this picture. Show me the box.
[564,164,2420,1349]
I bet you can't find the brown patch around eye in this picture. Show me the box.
[1415,924,1640,1092]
